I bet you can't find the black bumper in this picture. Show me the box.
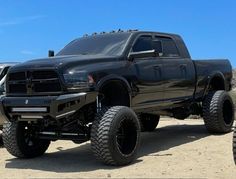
[0,92,97,122]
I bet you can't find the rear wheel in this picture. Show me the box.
[3,121,50,158]
[140,114,160,132]
[91,106,140,166]
[203,90,234,133]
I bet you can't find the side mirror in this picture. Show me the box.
[128,50,156,61]
[48,50,55,57]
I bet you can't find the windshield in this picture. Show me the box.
[57,33,131,56]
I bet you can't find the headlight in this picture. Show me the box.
[63,70,94,89]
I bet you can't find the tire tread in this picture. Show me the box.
[2,121,50,158]
[203,90,234,133]
[2,122,25,157]
[91,106,140,165]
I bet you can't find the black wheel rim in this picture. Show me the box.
[23,123,36,147]
[222,99,233,125]
[116,118,137,155]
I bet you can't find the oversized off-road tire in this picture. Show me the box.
[91,106,140,166]
[140,113,160,132]
[233,127,236,164]
[203,90,234,133]
[2,121,50,158]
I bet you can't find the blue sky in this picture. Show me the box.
[0,0,236,66]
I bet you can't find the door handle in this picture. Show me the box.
[153,65,162,76]
[179,64,187,69]
[180,64,187,77]
[153,65,161,70]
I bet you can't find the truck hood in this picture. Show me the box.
[9,54,119,72]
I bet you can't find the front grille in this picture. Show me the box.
[7,70,62,95]
[9,84,27,93]
[8,72,25,81]
[32,71,58,79]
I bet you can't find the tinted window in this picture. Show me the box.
[156,36,179,57]
[57,33,131,56]
[132,36,153,52]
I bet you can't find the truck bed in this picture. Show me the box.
[193,59,232,98]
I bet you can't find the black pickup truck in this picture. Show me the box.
[1,30,234,166]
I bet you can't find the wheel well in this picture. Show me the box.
[99,80,130,107]
[209,76,225,91]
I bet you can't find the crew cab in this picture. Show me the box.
[0,30,234,165]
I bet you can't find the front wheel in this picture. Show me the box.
[203,90,234,133]
[3,121,50,158]
[91,106,140,166]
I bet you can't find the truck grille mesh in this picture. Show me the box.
[7,70,62,95]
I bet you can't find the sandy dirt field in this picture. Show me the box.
[0,118,235,179]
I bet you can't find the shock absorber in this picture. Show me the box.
[96,94,105,112]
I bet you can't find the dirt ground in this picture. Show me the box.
[0,118,235,179]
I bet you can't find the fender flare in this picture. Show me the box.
[203,71,226,96]
[96,74,132,94]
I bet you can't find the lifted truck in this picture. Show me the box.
[1,30,234,165]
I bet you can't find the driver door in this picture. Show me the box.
[130,35,164,108]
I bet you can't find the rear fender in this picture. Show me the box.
[203,71,226,97]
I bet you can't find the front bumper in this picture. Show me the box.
[0,92,97,122]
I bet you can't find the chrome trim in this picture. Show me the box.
[20,115,43,119]
[56,93,86,101]
[61,133,78,136]
[39,132,56,135]
[56,110,76,118]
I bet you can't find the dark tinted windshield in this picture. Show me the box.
[57,33,131,56]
